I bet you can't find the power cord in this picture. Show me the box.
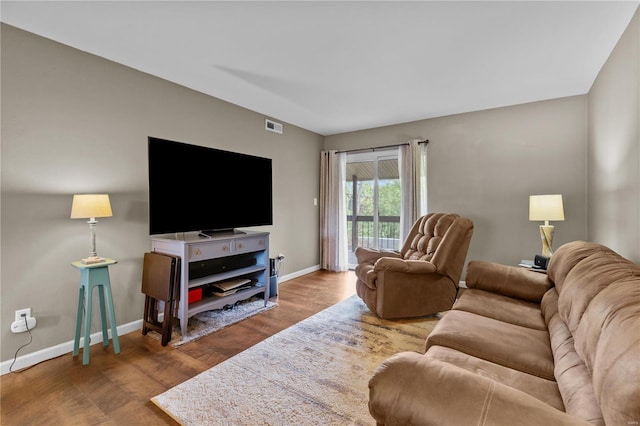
[9,316,33,373]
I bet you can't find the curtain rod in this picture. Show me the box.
[336,139,428,155]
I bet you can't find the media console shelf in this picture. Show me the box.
[151,230,269,340]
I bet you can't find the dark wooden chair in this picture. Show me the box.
[141,252,180,346]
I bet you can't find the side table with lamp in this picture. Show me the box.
[70,194,120,364]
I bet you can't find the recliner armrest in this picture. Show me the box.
[355,247,402,264]
[369,351,592,426]
[466,260,552,303]
[375,257,438,274]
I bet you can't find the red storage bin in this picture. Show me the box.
[188,288,202,304]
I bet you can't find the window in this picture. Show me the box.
[345,150,400,268]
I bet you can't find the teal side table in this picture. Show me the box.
[71,258,120,365]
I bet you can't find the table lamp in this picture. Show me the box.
[529,194,564,257]
[71,194,113,264]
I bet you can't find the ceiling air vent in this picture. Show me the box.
[265,119,283,134]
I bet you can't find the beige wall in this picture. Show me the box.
[3,7,638,365]
[1,24,323,362]
[325,96,589,269]
[588,7,640,263]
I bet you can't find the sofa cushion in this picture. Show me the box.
[426,310,555,380]
[557,250,638,334]
[369,352,594,426]
[425,345,565,411]
[466,260,552,303]
[546,241,609,294]
[454,288,547,330]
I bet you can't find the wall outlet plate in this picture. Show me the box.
[15,308,31,323]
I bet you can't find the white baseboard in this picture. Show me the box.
[278,264,320,283]
[1,265,322,375]
[1,319,142,375]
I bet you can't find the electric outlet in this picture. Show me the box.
[11,308,36,333]
[15,308,31,322]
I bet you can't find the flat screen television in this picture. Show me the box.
[148,137,273,235]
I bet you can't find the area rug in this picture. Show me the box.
[152,295,438,425]
[148,297,278,347]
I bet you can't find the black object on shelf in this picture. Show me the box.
[269,258,280,297]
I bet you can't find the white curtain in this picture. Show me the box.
[399,140,428,240]
[320,150,348,271]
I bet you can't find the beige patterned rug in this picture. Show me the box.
[152,295,439,425]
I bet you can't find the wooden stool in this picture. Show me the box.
[141,252,180,346]
[72,258,120,365]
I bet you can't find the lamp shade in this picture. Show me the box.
[529,194,565,221]
[70,194,113,219]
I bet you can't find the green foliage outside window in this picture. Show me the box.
[345,180,401,216]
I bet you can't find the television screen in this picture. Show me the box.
[148,137,273,235]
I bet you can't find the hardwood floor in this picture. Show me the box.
[0,270,356,425]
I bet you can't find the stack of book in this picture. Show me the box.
[209,278,253,297]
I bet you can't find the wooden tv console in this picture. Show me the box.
[151,230,269,339]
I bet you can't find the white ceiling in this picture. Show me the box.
[1,1,638,136]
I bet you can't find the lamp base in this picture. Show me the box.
[539,225,555,257]
[81,256,106,265]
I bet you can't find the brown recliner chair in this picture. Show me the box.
[355,213,473,319]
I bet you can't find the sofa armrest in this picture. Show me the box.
[355,247,402,264]
[375,257,438,274]
[466,260,552,303]
[369,352,592,426]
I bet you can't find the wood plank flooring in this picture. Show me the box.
[1,270,356,425]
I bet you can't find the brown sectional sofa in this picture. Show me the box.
[368,241,640,425]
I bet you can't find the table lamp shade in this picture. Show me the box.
[70,194,113,219]
[71,194,112,263]
[529,194,565,223]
